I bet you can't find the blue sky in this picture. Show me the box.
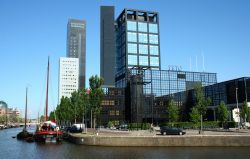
[0,0,249,118]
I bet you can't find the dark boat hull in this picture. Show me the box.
[34,131,63,143]
[17,131,33,140]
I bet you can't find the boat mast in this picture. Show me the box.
[24,87,28,131]
[45,56,50,121]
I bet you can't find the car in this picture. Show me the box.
[118,124,128,130]
[69,124,85,133]
[160,126,186,135]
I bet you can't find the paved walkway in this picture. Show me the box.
[71,128,250,137]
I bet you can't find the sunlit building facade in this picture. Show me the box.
[58,57,79,103]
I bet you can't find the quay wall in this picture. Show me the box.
[68,134,250,147]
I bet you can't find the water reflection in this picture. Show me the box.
[0,128,250,159]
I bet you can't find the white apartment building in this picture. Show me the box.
[58,57,79,103]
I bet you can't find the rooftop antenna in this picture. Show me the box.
[196,55,198,72]
[202,51,205,72]
[189,57,192,71]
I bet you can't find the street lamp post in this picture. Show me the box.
[236,87,240,129]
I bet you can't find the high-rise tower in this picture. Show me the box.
[58,57,79,103]
[115,9,161,87]
[100,6,116,87]
[67,19,86,88]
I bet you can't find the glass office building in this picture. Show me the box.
[115,9,161,88]
[67,19,86,89]
[119,67,217,97]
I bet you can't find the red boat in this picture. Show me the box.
[34,57,63,143]
[34,121,63,142]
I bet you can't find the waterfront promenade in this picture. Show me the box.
[67,128,250,146]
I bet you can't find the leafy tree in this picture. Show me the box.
[56,96,74,125]
[89,75,104,129]
[79,88,89,131]
[71,91,83,123]
[0,116,5,124]
[49,111,56,121]
[240,101,249,123]
[193,83,211,132]
[167,99,179,123]
[8,114,19,123]
[40,115,45,122]
[217,101,228,127]
[190,107,200,128]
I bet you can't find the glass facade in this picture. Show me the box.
[128,43,137,54]
[139,44,148,55]
[128,55,137,65]
[127,21,137,31]
[129,68,217,97]
[149,34,158,44]
[149,45,159,55]
[138,22,147,32]
[127,32,137,42]
[149,24,158,33]
[139,56,148,66]
[138,33,148,43]
[150,56,159,66]
[115,9,161,87]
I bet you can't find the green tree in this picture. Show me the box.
[217,101,228,127]
[8,114,19,123]
[89,75,104,129]
[190,107,200,128]
[167,99,179,123]
[56,96,74,125]
[193,83,211,133]
[49,111,56,121]
[40,115,45,122]
[71,91,83,123]
[240,101,249,123]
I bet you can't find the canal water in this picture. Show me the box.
[1,127,250,159]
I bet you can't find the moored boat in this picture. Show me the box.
[34,121,63,142]
[34,57,63,143]
[17,87,33,140]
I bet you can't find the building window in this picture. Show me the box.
[150,56,159,66]
[128,43,137,54]
[149,23,158,33]
[149,45,159,55]
[138,22,147,32]
[127,21,137,31]
[128,55,137,65]
[127,32,137,42]
[139,56,148,66]
[109,110,115,116]
[149,34,158,44]
[116,111,120,116]
[139,44,148,55]
[138,33,148,43]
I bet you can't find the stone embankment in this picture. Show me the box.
[67,129,250,147]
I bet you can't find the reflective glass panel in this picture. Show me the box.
[128,43,137,54]
[139,44,148,55]
[127,32,137,42]
[149,34,158,44]
[138,33,148,43]
[128,55,137,65]
[149,24,158,33]
[149,45,159,55]
[138,22,147,32]
[127,21,137,31]
[139,56,148,66]
[150,56,159,66]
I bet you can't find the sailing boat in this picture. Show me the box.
[33,57,63,143]
[17,87,33,140]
